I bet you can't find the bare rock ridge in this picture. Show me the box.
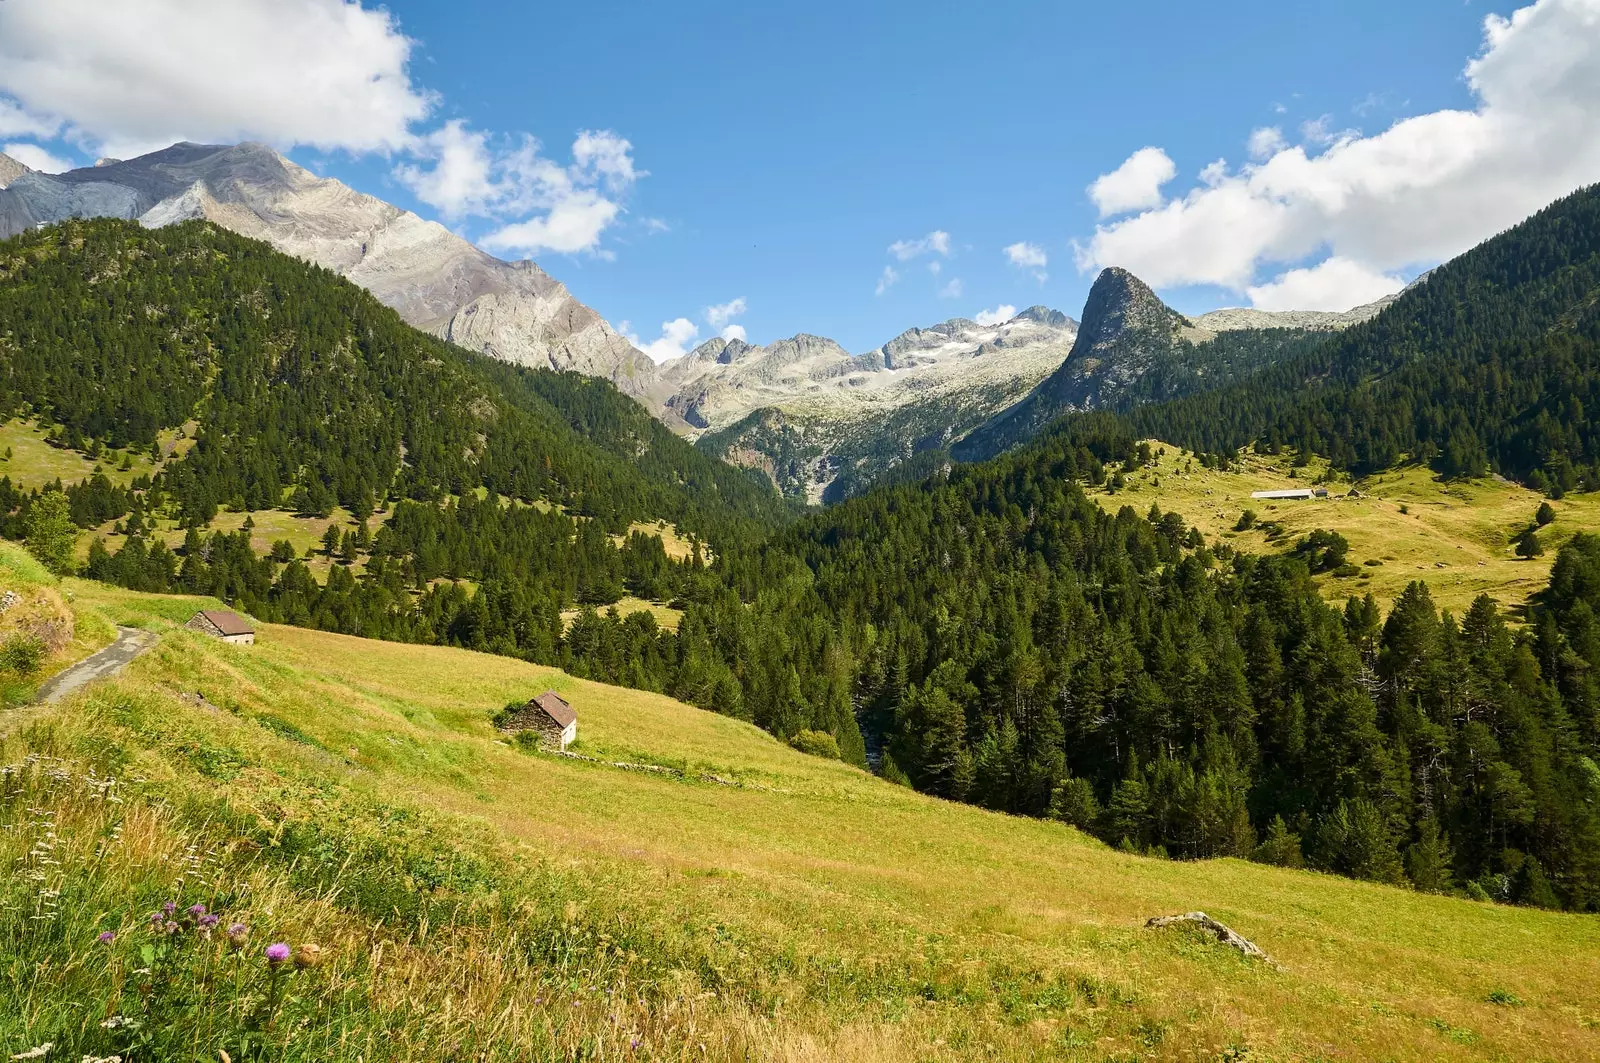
[953,267,1389,462]
[957,268,1188,458]
[0,153,30,190]
[669,307,1081,500]
[0,142,666,409]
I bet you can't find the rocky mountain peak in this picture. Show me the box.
[1077,267,1189,350]
[0,153,29,190]
[1015,305,1074,328]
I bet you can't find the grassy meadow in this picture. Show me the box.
[0,542,1595,1061]
[1085,442,1600,616]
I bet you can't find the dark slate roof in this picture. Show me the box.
[197,609,254,636]
[531,690,576,728]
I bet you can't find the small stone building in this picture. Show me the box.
[186,609,256,645]
[498,690,578,750]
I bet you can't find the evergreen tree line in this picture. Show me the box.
[1031,184,1600,492]
[64,434,1600,909]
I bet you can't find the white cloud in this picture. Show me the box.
[938,278,964,299]
[1078,0,1600,311]
[0,0,431,159]
[0,1,645,260]
[1087,146,1176,216]
[705,297,746,328]
[888,230,951,261]
[1003,241,1048,282]
[1003,242,1047,269]
[974,304,1017,326]
[1246,257,1404,311]
[1247,126,1286,160]
[875,265,899,295]
[625,317,700,363]
[397,124,641,256]
[641,217,671,234]
[2,141,72,173]
[720,324,747,342]
[0,99,58,140]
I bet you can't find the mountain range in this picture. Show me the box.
[0,143,669,412]
[0,141,1410,500]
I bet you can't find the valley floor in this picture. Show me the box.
[0,545,1596,1061]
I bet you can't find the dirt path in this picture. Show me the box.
[34,626,159,705]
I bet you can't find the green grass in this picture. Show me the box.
[0,418,164,488]
[0,542,1596,1061]
[1088,442,1600,616]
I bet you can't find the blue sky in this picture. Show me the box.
[3,0,1599,357]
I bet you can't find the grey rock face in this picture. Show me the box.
[957,268,1194,459]
[0,142,664,408]
[0,153,30,189]
[670,308,1079,500]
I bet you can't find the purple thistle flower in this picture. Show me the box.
[186,903,207,919]
[265,942,291,965]
[96,931,116,945]
[631,1038,641,1050]
[163,920,181,935]
[149,911,164,925]
[160,901,177,916]
[197,914,221,933]
[227,922,248,941]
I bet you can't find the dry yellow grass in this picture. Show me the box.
[1,560,1591,1061]
[1087,442,1600,615]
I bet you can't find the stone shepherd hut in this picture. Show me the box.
[186,609,256,645]
[499,690,578,750]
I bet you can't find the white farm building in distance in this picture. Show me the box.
[1250,488,1329,501]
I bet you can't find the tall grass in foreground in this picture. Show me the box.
[0,749,769,1061]
[0,718,1144,1062]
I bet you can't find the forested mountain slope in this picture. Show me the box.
[1043,183,1600,490]
[0,219,783,536]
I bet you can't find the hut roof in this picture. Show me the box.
[531,691,576,728]
[197,609,254,636]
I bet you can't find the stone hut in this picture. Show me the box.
[498,690,578,750]
[186,609,255,645]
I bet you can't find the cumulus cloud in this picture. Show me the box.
[0,0,644,258]
[1078,0,1600,311]
[0,0,430,159]
[0,99,58,140]
[875,265,899,296]
[720,324,748,342]
[974,304,1017,326]
[1004,241,1048,282]
[1087,146,1176,216]
[395,123,641,255]
[1246,126,1286,161]
[624,317,701,363]
[2,141,72,173]
[1245,257,1405,312]
[704,297,747,328]
[888,230,951,261]
[938,278,964,299]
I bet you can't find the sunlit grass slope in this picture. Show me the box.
[1086,442,1600,615]
[1,549,1597,1061]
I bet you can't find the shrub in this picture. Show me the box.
[1233,509,1257,531]
[0,632,45,676]
[1535,501,1556,527]
[788,729,841,760]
